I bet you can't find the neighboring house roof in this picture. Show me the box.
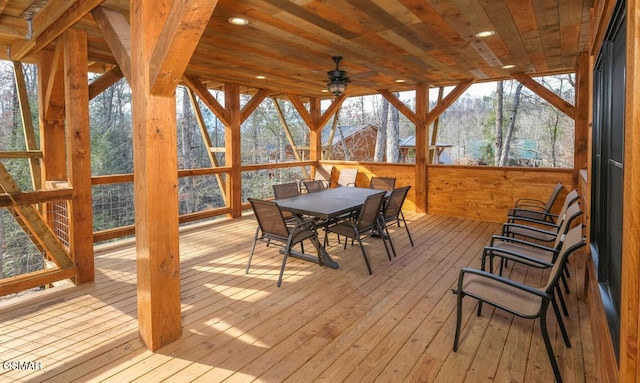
[322,124,378,146]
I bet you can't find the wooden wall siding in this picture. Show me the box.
[427,165,574,223]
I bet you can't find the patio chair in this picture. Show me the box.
[453,224,586,383]
[369,176,396,191]
[381,185,413,246]
[502,190,580,244]
[333,168,358,188]
[508,182,564,223]
[484,202,582,316]
[323,191,394,274]
[246,198,322,287]
[273,182,300,224]
[303,179,327,193]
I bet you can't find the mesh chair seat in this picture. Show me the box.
[247,198,322,287]
[382,185,413,246]
[454,225,586,383]
[324,191,394,274]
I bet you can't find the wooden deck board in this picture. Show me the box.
[0,213,597,383]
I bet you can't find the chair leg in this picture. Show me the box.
[400,212,413,246]
[277,241,293,287]
[540,303,565,383]
[246,226,260,274]
[356,237,373,275]
[551,296,572,347]
[453,293,464,352]
[555,285,569,317]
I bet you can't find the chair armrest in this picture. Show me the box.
[482,246,555,269]
[490,235,558,252]
[501,222,557,237]
[506,215,560,228]
[515,197,545,208]
[458,268,551,299]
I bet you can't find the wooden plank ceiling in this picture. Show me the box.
[0,0,592,98]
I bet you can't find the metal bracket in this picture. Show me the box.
[26,17,33,40]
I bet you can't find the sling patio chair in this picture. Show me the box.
[502,190,580,244]
[303,179,327,193]
[483,202,583,316]
[381,185,413,246]
[246,198,322,287]
[333,168,358,188]
[369,176,396,191]
[508,182,564,223]
[453,224,586,383]
[323,191,394,275]
[273,182,300,224]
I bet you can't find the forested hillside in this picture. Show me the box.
[0,60,575,285]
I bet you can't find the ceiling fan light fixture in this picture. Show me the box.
[327,56,350,96]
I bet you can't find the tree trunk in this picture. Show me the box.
[386,92,400,163]
[494,81,504,165]
[374,97,389,161]
[498,82,524,166]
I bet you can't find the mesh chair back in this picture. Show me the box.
[552,202,582,250]
[336,168,358,187]
[383,186,410,220]
[357,192,386,231]
[544,183,564,212]
[369,177,396,191]
[273,182,299,199]
[303,180,326,193]
[556,190,580,219]
[543,225,585,291]
[249,198,289,239]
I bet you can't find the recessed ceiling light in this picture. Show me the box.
[321,89,329,93]
[228,17,249,26]
[502,64,516,69]
[475,30,496,38]
[395,79,406,83]
[255,75,266,79]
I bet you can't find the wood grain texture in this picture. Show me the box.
[0,0,592,98]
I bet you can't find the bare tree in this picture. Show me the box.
[498,82,524,166]
[494,81,504,165]
[374,97,388,161]
[386,92,400,162]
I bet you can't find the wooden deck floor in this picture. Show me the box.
[0,213,597,383]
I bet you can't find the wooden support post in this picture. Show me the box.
[225,83,242,217]
[130,0,217,351]
[37,48,67,183]
[415,84,429,213]
[63,28,94,284]
[574,52,590,189]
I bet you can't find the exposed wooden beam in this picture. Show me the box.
[63,28,94,284]
[241,88,271,122]
[12,61,42,189]
[0,267,77,297]
[92,7,132,82]
[89,66,124,100]
[315,94,347,130]
[9,0,105,60]
[511,72,576,119]
[286,93,315,128]
[43,43,65,121]
[183,76,230,126]
[149,0,219,95]
[414,84,428,213]
[0,162,73,270]
[426,79,475,126]
[378,89,418,125]
[0,188,73,208]
[224,83,242,218]
[131,0,183,351]
[186,87,228,204]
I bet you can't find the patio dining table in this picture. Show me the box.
[274,187,386,269]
